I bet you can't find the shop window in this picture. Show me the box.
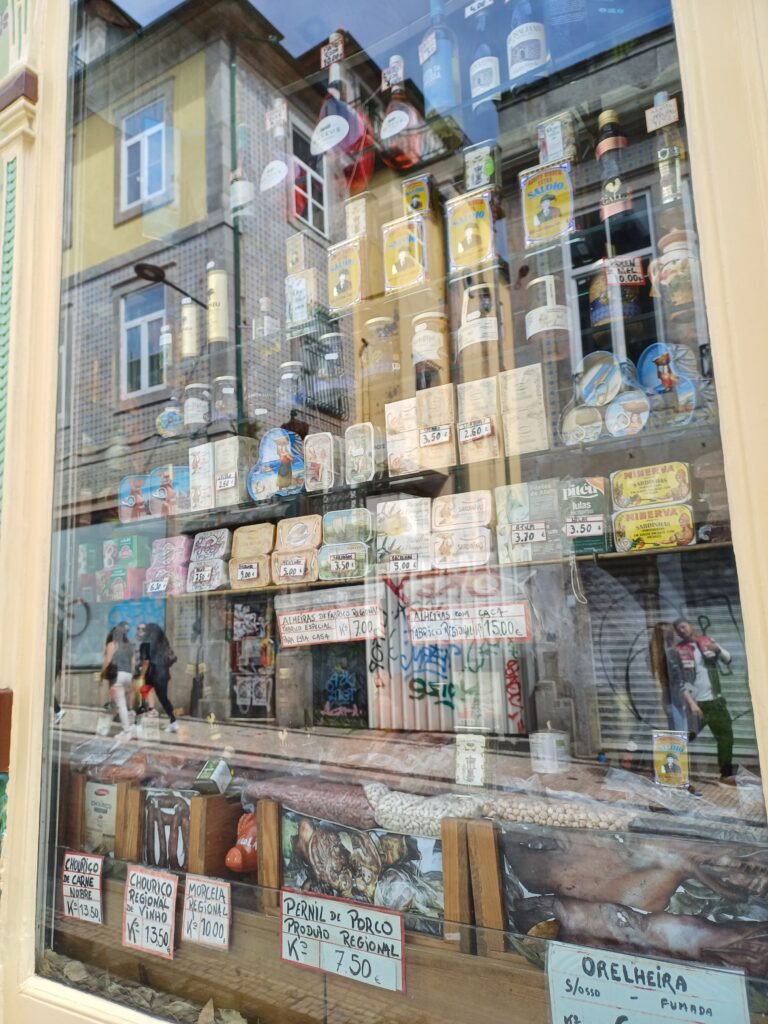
[114,83,174,224]
[119,284,166,399]
[290,121,326,236]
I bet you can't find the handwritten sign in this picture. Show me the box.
[321,36,344,69]
[216,472,237,491]
[420,425,450,447]
[565,515,604,538]
[547,942,749,1024]
[458,418,493,444]
[280,557,306,579]
[62,851,104,924]
[146,577,168,594]
[407,600,531,645]
[277,602,385,647]
[645,95,679,133]
[122,866,178,960]
[236,562,259,582]
[506,521,547,545]
[280,890,405,993]
[182,875,230,950]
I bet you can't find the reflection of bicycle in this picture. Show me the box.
[62,597,91,638]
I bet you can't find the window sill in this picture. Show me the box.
[114,193,174,229]
[117,387,171,413]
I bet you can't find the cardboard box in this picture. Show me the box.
[559,477,612,555]
[214,436,259,508]
[189,442,215,512]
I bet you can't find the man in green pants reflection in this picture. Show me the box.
[671,618,735,780]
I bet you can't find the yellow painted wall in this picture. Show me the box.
[63,48,207,278]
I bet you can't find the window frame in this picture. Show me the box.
[289,115,328,239]
[113,80,175,226]
[118,284,167,401]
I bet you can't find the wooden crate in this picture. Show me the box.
[142,788,242,878]
[59,769,142,861]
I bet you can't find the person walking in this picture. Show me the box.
[138,622,178,733]
[100,621,134,737]
[648,621,688,733]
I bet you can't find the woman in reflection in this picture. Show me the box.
[100,621,134,737]
[648,621,687,732]
[138,622,177,734]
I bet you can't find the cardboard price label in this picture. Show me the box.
[565,515,604,538]
[420,425,450,447]
[122,866,178,960]
[277,603,385,647]
[146,578,168,594]
[281,890,405,993]
[62,851,104,925]
[182,875,231,950]
[645,96,679,133]
[216,472,237,490]
[280,557,306,578]
[321,37,344,69]
[507,522,547,545]
[606,256,645,287]
[389,554,419,574]
[408,600,532,645]
[458,418,493,444]
[236,562,259,582]
[330,553,357,574]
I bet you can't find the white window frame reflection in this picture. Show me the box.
[290,119,328,237]
[121,98,166,210]
[120,284,166,399]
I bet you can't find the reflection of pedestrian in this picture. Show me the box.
[139,623,178,733]
[101,622,134,736]
[670,618,735,779]
[648,622,686,731]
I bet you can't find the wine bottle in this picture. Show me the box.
[506,0,548,85]
[312,31,374,194]
[380,55,425,170]
[420,0,461,123]
[468,2,501,142]
[653,91,685,206]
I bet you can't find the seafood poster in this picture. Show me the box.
[501,822,768,977]
[281,808,443,936]
[547,941,749,1024]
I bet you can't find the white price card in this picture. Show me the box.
[419,425,451,447]
[455,735,486,787]
[320,37,344,69]
[122,866,178,960]
[279,557,306,578]
[407,600,532,645]
[146,577,168,594]
[330,553,357,574]
[389,554,419,574]
[280,890,405,993]
[458,418,493,444]
[182,875,231,950]
[547,942,749,1024]
[565,515,605,538]
[465,0,492,15]
[216,472,237,490]
[507,521,547,545]
[236,562,259,582]
[606,256,645,287]
[277,602,385,647]
[645,95,679,133]
[61,851,104,925]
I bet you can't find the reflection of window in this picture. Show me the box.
[121,99,166,209]
[120,285,165,398]
[291,123,326,235]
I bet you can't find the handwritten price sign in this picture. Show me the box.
[182,875,230,950]
[280,890,405,993]
[122,866,178,960]
[565,515,604,538]
[61,851,104,924]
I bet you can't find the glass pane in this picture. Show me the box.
[40,4,768,1024]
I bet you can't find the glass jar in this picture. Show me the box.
[212,375,238,421]
[183,382,211,429]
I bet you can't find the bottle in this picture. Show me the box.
[506,0,548,85]
[180,297,199,358]
[206,261,229,344]
[653,91,685,206]
[543,0,589,70]
[420,0,461,123]
[159,322,173,378]
[252,297,281,360]
[312,31,374,195]
[380,55,425,171]
[468,3,501,142]
[595,108,632,223]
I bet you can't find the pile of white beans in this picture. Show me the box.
[481,793,631,831]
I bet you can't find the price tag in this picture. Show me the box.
[645,95,679,132]
[182,875,231,950]
[236,562,259,582]
[62,851,104,925]
[146,577,168,595]
[265,98,288,131]
[606,256,645,287]
[455,735,486,787]
[458,418,493,444]
[279,557,306,579]
[389,554,418,574]
[190,565,214,585]
[565,515,605,538]
[418,30,437,65]
[122,866,178,960]
[278,602,385,647]
[281,890,405,993]
[321,36,344,69]
[465,0,493,15]
[330,553,357,574]
[216,472,237,491]
[420,425,450,447]
[507,521,547,545]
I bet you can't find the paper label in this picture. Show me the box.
[418,31,437,65]
[455,735,486,787]
[547,941,749,1024]
[311,115,350,155]
[122,866,178,960]
[62,851,104,924]
[260,159,289,192]
[543,120,566,162]
[330,552,358,574]
[321,37,344,69]
[459,418,493,443]
[236,562,259,582]
[506,522,547,545]
[216,472,237,491]
[146,577,168,594]
[645,96,680,132]
[389,553,419,574]
[526,304,568,338]
[465,0,492,14]
[280,890,405,993]
[277,602,385,647]
[507,21,546,79]
[279,557,307,579]
[408,601,532,645]
[182,875,231,950]
[565,515,605,538]
[381,108,411,140]
[412,328,445,364]
[420,425,451,447]
[470,55,501,102]
[457,317,499,352]
[190,564,215,585]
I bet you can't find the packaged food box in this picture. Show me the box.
[193,759,233,795]
[247,428,304,501]
[117,474,151,523]
[498,364,550,456]
[445,187,498,275]
[102,539,119,570]
[496,480,561,564]
[189,442,215,513]
[304,432,344,493]
[431,527,493,569]
[229,556,272,590]
[375,534,432,574]
[150,535,193,568]
[271,548,319,585]
[376,497,431,537]
[610,461,691,510]
[145,564,188,597]
[105,535,152,570]
[107,568,146,600]
[345,422,385,486]
[148,465,191,517]
[214,436,259,508]
[232,523,275,559]
[613,504,696,552]
[78,542,101,574]
[323,508,373,545]
[327,236,378,311]
[94,569,111,602]
[345,190,379,239]
[559,477,612,555]
[415,383,457,471]
[186,559,229,593]
[385,398,421,477]
[318,543,371,581]
[191,528,232,563]
[457,377,503,464]
[537,110,578,165]
[432,491,493,531]
[276,515,322,552]
[402,173,439,216]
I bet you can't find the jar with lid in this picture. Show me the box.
[183,382,211,431]
[212,375,238,422]
[277,360,304,413]
[361,315,402,425]
[411,311,448,390]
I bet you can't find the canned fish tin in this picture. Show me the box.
[232,523,276,558]
[229,555,272,590]
[318,542,370,581]
[431,527,493,569]
[432,491,493,531]
[276,515,323,552]
[322,508,373,545]
[611,462,691,510]
[186,559,229,593]
[613,504,696,552]
[184,383,211,428]
[190,528,232,562]
[304,431,344,493]
[345,422,384,485]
